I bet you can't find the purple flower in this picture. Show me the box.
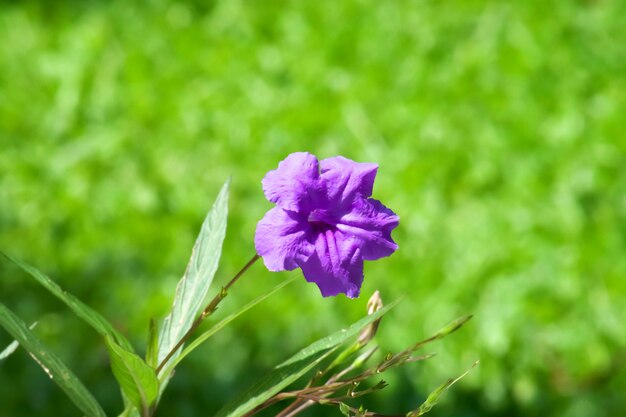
[254,152,399,298]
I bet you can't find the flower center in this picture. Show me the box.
[308,209,335,232]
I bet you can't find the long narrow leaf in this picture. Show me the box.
[216,300,399,417]
[160,274,298,379]
[157,179,229,374]
[0,303,107,417]
[1,252,133,352]
[409,360,479,417]
[0,321,37,361]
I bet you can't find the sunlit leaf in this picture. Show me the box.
[0,303,107,417]
[157,179,229,377]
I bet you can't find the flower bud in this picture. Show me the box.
[357,290,383,346]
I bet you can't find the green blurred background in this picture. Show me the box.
[1,0,625,416]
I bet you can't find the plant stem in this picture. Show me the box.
[155,254,261,375]
[274,398,309,417]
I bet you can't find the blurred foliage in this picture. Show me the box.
[1,0,625,416]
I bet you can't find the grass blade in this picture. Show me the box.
[0,303,107,417]
[1,252,134,352]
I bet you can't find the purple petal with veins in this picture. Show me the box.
[255,152,399,298]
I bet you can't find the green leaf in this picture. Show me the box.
[409,314,473,353]
[0,321,37,361]
[408,360,479,417]
[105,335,159,412]
[1,252,134,352]
[159,274,297,379]
[0,303,107,417]
[431,314,473,339]
[216,300,399,417]
[157,179,229,375]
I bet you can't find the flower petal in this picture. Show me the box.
[262,152,320,211]
[320,156,378,206]
[255,207,315,271]
[299,230,364,298]
[337,197,399,261]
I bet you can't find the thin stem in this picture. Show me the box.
[276,358,366,417]
[155,254,261,375]
[275,399,309,417]
[283,394,403,417]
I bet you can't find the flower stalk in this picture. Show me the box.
[155,254,261,375]
[247,309,474,417]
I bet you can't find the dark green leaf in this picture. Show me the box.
[0,303,107,417]
[105,335,159,412]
